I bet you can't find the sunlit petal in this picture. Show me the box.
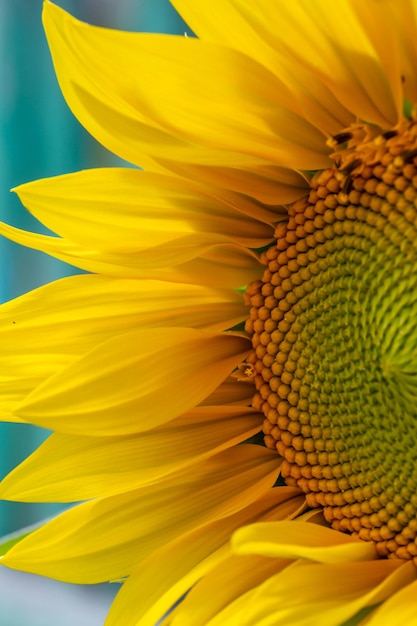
[173,0,402,128]
[232,520,377,563]
[210,560,415,626]
[106,488,303,626]
[43,2,330,171]
[0,407,264,500]
[14,168,274,249]
[0,446,278,583]
[15,328,250,435]
[0,221,262,288]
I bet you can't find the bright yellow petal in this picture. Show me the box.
[43,2,330,171]
[14,168,274,249]
[0,221,261,288]
[232,520,377,563]
[171,0,356,135]
[156,157,309,207]
[0,273,248,340]
[14,328,250,435]
[366,577,417,625]
[174,0,402,128]
[0,406,264,501]
[275,0,402,126]
[169,557,285,626]
[209,559,415,626]
[167,489,306,626]
[106,488,303,626]
[0,275,248,421]
[0,446,278,583]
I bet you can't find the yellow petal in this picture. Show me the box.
[0,446,278,583]
[175,0,402,128]
[167,489,305,626]
[0,275,247,421]
[171,0,355,134]
[275,0,402,127]
[0,221,261,288]
[169,557,284,626]
[14,168,274,249]
[232,520,377,563]
[366,576,417,625]
[15,328,250,435]
[106,488,303,626]
[211,559,414,626]
[157,157,309,207]
[0,406,263,501]
[0,273,247,341]
[390,0,417,105]
[43,2,330,171]
[203,375,255,406]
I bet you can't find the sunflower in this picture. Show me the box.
[1,0,417,623]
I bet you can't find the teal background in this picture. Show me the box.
[0,1,188,624]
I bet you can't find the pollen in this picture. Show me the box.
[245,118,417,562]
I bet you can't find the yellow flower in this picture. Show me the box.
[1,0,417,624]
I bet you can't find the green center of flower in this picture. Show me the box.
[245,119,417,561]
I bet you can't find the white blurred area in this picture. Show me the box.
[0,568,119,626]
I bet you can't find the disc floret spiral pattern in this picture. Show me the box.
[245,119,417,562]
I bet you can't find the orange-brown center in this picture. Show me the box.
[245,119,417,561]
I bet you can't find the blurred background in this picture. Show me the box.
[0,1,187,624]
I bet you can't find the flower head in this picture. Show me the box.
[1,1,417,624]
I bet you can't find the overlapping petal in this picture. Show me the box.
[106,488,305,626]
[14,328,250,435]
[171,0,355,134]
[0,275,247,422]
[0,406,264,500]
[172,0,402,128]
[232,520,378,563]
[165,491,307,626]
[14,168,274,248]
[203,375,255,406]
[0,221,261,287]
[206,560,415,626]
[42,1,331,172]
[0,446,278,583]
[1,1,415,624]
[366,578,417,624]
[157,158,309,207]
[167,530,416,626]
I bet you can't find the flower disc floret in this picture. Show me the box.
[246,119,417,562]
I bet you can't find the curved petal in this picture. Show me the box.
[0,221,262,288]
[173,0,402,128]
[0,406,264,501]
[366,577,417,625]
[0,273,248,339]
[43,2,330,171]
[14,328,251,435]
[171,0,355,134]
[156,158,309,207]
[14,168,274,249]
[106,488,304,626]
[203,375,255,406]
[210,559,415,626]
[0,275,247,421]
[232,520,377,563]
[0,446,278,583]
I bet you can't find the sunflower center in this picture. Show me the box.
[245,119,417,562]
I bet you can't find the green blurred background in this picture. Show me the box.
[0,1,188,624]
